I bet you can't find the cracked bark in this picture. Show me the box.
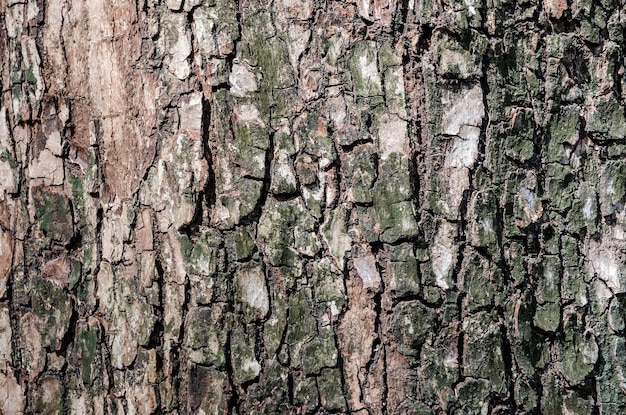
[1,0,626,413]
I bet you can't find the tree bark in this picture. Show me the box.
[1,0,625,413]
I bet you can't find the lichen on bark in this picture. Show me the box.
[2,0,626,413]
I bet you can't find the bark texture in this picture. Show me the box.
[1,0,626,413]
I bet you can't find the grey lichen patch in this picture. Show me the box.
[420,325,460,403]
[311,258,346,316]
[371,159,419,243]
[455,378,491,414]
[463,251,504,311]
[31,278,72,351]
[229,61,259,97]
[533,256,562,333]
[269,150,298,196]
[348,41,382,98]
[232,121,269,179]
[227,225,256,262]
[286,289,316,346]
[387,243,420,297]
[317,368,347,412]
[32,187,74,245]
[391,301,438,361]
[188,365,231,414]
[504,108,535,163]
[31,376,63,414]
[301,328,338,375]
[341,145,376,204]
[351,254,380,291]
[468,189,499,248]
[608,295,626,333]
[230,322,261,385]
[435,32,485,80]
[161,12,191,80]
[294,375,319,409]
[514,173,543,228]
[184,305,229,367]
[179,227,223,276]
[428,220,458,290]
[586,96,626,140]
[77,321,100,387]
[235,262,269,322]
[462,311,506,392]
[598,161,626,216]
[258,198,313,268]
[321,204,352,271]
[558,316,598,385]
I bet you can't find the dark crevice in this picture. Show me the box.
[331,327,350,413]
[271,192,301,202]
[393,292,443,309]
[238,129,275,226]
[56,301,78,354]
[202,96,216,219]
[224,330,241,415]
[416,24,434,54]
[456,327,465,382]
[339,137,374,153]
[499,321,517,411]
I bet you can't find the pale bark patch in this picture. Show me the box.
[431,221,457,290]
[0,369,24,415]
[378,114,409,160]
[353,255,380,290]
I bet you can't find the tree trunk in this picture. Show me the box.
[1,0,625,413]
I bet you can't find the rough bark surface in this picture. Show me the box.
[1,0,626,413]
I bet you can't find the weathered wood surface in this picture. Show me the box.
[1,0,626,413]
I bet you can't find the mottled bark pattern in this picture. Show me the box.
[1,0,626,413]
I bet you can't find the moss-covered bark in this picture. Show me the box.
[1,0,626,413]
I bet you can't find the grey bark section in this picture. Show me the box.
[1,0,626,413]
